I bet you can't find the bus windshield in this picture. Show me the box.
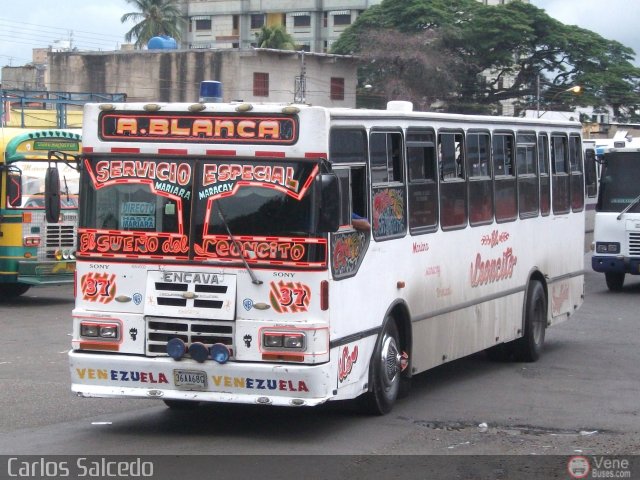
[79,157,323,263]
[597,152,640,213]
[9,160,79,209]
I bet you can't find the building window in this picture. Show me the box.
[253,72,269,97]
[330,77,345,100]
[333,14,351,26]
[251,14,265,29]
[293,15,311,27]
[195,19,212,31]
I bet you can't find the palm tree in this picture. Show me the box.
[121,0,182,49]
[255,25,298,50]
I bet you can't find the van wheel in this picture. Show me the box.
[0,283,30,298]
[605,272,625,292]
[359,319,401,415]
[513,280,547,362]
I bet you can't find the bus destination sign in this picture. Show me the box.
[99,112,298,145]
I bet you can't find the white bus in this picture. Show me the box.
[68,100,586,414]
[592,147,640,291]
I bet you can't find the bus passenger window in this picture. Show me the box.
[407,129,438,233]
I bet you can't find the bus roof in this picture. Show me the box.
[1,128,82,164]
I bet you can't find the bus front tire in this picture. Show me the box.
[605,272,625,292]
[359,319,401,415]
[513,280,547,362]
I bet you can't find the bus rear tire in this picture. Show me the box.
[0,283,31,298]
[605,272,625,292]
[513,280,547,362]
[359,319,401,415]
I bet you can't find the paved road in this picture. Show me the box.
[0,254,638,476]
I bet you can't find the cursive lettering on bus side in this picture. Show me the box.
[469,247,518,287]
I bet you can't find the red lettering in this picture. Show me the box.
[470,248,518,287]
[338,345,358,382]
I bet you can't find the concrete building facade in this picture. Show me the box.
[180,0,382,53]
[46,48,356,105]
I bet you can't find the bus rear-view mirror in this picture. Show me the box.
[45,166,61,223]
[318,173,340,233]
[7,171,23,208]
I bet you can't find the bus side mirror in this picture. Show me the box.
[318,173,340,233]
[45,166,61,223]
[6,171,23,208]
[584,148,597,198]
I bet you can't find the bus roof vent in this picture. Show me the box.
[387,101,413,112]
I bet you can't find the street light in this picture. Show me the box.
[537,83,582,118]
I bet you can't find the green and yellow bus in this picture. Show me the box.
[0,128,81,297]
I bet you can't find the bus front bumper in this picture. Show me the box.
[69,350,336,407]
[18,260,75,285]
[592,255,640,275]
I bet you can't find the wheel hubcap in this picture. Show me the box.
[380,335,400,389]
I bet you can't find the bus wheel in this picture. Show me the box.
[359,319,401,415]
[605,272,625,292]
[513,280,547,362]
[0,283,31,298]
[163,399,200,410]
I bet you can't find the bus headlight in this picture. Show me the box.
[80,321,120,340]
[595,242,620,254]
[262,331,306,351]
[258,326,329,363]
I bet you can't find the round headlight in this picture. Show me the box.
[210,343,230,364]
[189,342,209,363]
[167,338,187,360]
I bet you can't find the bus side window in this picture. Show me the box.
[516,132,538,219]
[551,134,570,214]
[438,131,467,230]
[493,132,517,223]
[370,130,406,239]
[538,133,551,216]
[569,134,584,212]
[407,129,438,233]
[467,131,493,226]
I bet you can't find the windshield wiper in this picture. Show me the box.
[616,193,640,220]
[214,202,263,285]
[63,175,70,202]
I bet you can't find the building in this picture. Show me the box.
[180,0,382,53]
[47,48,356,106]
[179,0,527,53]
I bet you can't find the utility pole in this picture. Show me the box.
[294,51,306,103]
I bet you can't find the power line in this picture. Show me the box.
[0,17,124,42]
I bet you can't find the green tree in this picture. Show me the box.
[121,0,182,49]
[254,25,298,50]
[332,0,640,118]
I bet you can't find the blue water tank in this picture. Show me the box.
[199,81,222,103]
[147,35,177,50]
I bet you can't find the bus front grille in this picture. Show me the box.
[45,224,76,248]
[630,232,640,256]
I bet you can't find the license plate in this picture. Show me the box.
[173,369,207,390]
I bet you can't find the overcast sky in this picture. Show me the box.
[0,0,638,79]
